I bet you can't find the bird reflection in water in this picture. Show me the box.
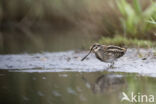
[82,74,125,94]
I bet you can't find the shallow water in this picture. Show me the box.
[0,49,156,77]
[0,70,156,104]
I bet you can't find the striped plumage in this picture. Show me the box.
[81,43,127,68]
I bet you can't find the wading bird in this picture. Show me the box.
[81,43,127,68]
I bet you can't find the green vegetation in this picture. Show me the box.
[99,35,155,48]
[147,17,156,24]
[99,0,156,48]
[116,0,156,38]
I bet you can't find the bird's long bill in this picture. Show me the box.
[81,45,94,61]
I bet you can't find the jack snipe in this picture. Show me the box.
[81,43,127,68]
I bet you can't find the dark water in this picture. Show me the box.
[0,70,156,104]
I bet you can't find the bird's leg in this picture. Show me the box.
[110,62,114,68]
[106,62,115,70]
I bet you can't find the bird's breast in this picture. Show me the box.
[95,51,115,63]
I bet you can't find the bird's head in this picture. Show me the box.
[90,43,101,53]
[81,43,101,61]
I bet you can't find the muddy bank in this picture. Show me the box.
[0,49,156,76]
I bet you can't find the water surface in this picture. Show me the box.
[0,70,156,104]
[0,49,156,77]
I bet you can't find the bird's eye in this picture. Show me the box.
[95,47,98,49]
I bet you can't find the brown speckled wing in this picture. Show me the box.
[106,49,125,58]
[107,45,124,50]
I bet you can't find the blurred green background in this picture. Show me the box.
[0,0,156,54]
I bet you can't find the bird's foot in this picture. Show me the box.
[109,62,115,69]
[105,62,115,70]
[110,65,114,69]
